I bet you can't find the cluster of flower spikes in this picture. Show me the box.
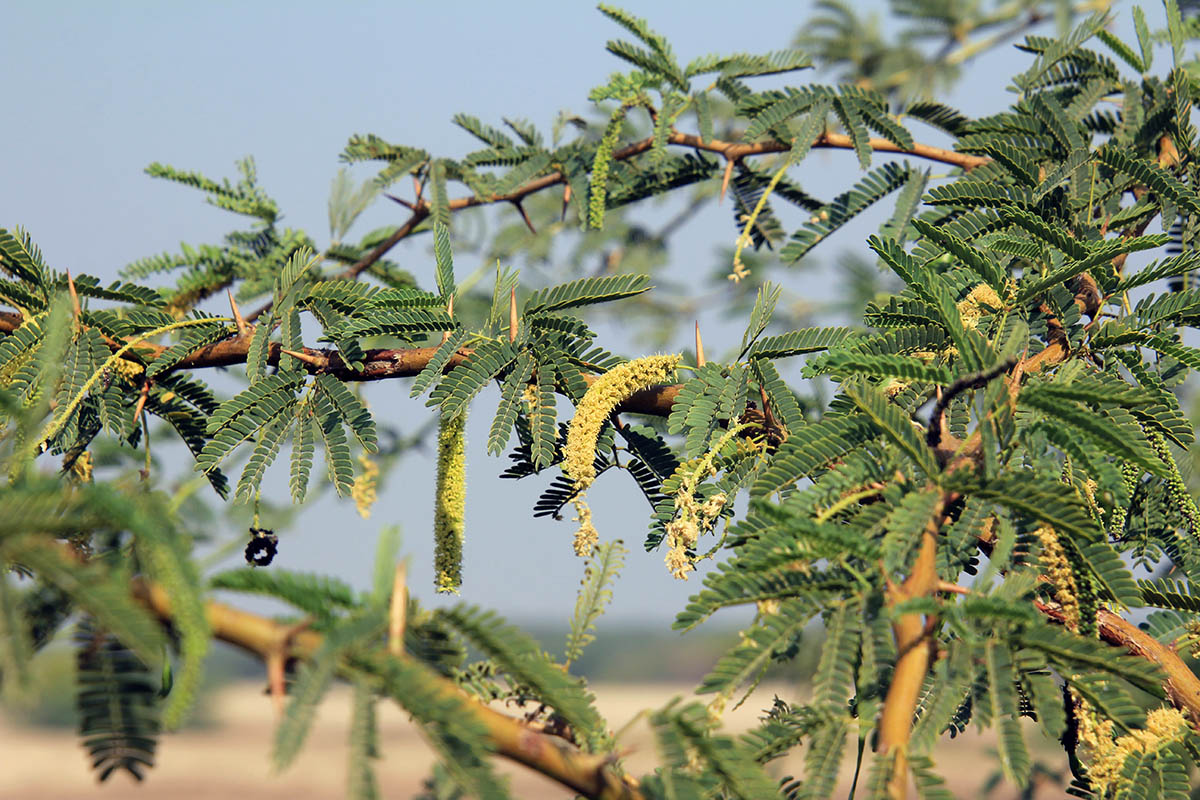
[662,422,753,579]
[562,354,682,556]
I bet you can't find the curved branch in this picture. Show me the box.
[343,128,989,278]
[133,581,641,800]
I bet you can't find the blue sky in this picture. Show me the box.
[2,2,1168,626]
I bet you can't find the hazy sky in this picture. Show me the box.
[2,2,1167,628]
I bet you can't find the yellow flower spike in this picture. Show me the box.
[433,412,466,594]
[1083,705,1189,795]
[956,283,1003,330]
[1036,526,1079,632]
[571,498,598,557]
[563,354,682,492]
[352,452,379,519]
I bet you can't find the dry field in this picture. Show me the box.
[0,681,1067,799]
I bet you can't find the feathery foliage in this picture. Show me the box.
[7,3,1200,798]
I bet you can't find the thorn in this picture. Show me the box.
[413,175,424,205]
[228,290,251,337]
[509,288,518,343]
[513,201,537,235]
[384,192,415,211]
[694,321,706,368]
[66,270,81,318]
[760,382,779,432]
[719,158,736,204]
[132,380,151,421]
[561,183,572,221]
[388,560,408,658]
[441,294,454,344]
[279,348,325,368]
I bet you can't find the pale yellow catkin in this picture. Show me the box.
[352,452,379,519]
[1036,525,1080,632]
[433,412,466,594]
[562,354,682,491]
[956,283,1003,329]
[560,354,681,558]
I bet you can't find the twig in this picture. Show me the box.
[340,129,990,279]
[926,358,1018,449]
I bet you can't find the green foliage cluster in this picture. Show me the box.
[8,2,1200,798]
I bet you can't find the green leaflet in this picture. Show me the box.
[0,227,48,287]
[751,414,877,497]
[564,539,627,666]
[1018,387,1167,478]
[970,474,1101,543]
[4,537,167,668]
[842,381,939,479]
[274,611,386,771]
[74,618,160,782]
[782,163,914,263]
[649,700,784,800]
[523,274,651,314]
[984,641,1031,788]
[427,339,517,421]
[346,679,380,800]
[437,604,608,751]
[488,351,534,456]
[808,351,952,384]
[432,222,456,300]
[199,373,305,474]
[696,599,809,706]
[210,567,359,619]
[1139,578,1200,613]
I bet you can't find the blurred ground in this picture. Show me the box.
[0,680,1068,799]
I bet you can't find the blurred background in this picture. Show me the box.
[0,1,1173,797]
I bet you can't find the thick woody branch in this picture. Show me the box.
[133,581,640,800]
[1038,602,1200,730]
[877,492,949,800]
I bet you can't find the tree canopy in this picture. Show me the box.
[6,1,1200,798]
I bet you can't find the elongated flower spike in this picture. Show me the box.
[562,354,681,557]
[433,412,467,593]
[563,354,682,492]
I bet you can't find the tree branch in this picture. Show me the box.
[1038,602,1200,730]
[877,491,949,800]
[341,128,989,278]
[132,581,641,800]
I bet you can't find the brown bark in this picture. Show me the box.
[133,581,641,800]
